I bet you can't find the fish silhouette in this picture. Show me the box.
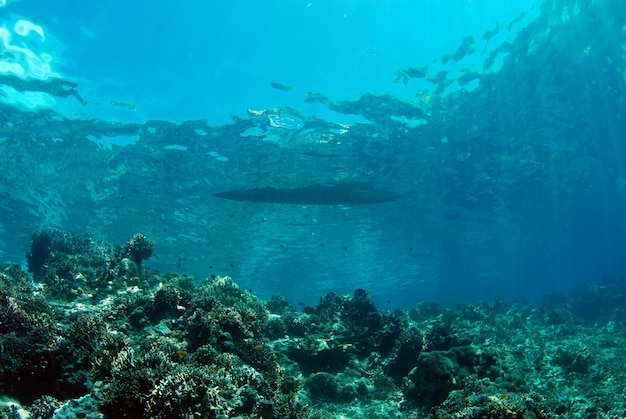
[212,183,401,205]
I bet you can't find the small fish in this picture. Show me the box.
[304,91,329,103]
[109,99,137,110]
[247,108,266,116]
[270,82,292,91]
[176,350,187,357]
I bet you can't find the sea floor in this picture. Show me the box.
[0,229,625,418]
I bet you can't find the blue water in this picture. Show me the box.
[1,0,625,308]
[3,0,536,123]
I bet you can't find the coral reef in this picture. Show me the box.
[122,233,155,272]
[24,229,158,301]
[2,231,626,417]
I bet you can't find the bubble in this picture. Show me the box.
[22,52,54,79]
[0,85,56,109]
[0,61,25,76]
[0,27,11,45]
[267,114,304,129]
[0,21,58,80]
[14,19,45,40]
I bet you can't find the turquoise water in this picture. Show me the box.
[1,0,625,308]
[3,1,626,417]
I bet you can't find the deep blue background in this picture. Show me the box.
[1,0,625,308]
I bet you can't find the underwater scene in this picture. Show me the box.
[1,0,626,417]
